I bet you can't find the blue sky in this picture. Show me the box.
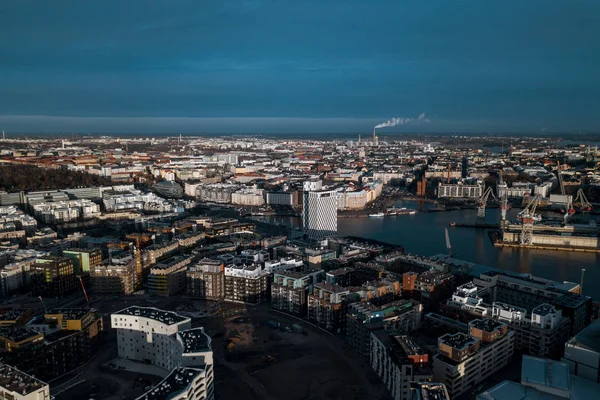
[0,0,599,133]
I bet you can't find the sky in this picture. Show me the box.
[0,0,599,134]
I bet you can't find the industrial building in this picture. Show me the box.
[433,319,515,398]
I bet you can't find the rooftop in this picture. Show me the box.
[532,303,557,317]
[439,332,477,350]
[178,328,211,354]
[567,318,600,354]
[413,382,450,400]
[138,367,205,400]
[470,318,505,333]
[114,307,188,326]
[46,308,93,321]
[0,364,47,396]
[0,308,31,322]
[0,326,42,343]
[326,267,355,276]
[314,281,349,294]
[521,355,570,392]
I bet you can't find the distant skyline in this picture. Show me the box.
[1,1,599,133]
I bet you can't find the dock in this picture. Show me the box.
[493,242,600,253]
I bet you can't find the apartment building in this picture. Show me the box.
[111,307,214,400]
[308,282,353,333]
[62,248,103,274]
[494,302,570,359]
[433,319,515,398]
[186,258,225,300]
[346,299,422,361]
[371,333,432,400]
[29,257,76,298]
[0,364,50,400]
[414,270,455,309]
[224,264,270,304]
[474,271,591,335]
[141,241,179,266]
[1,308,103,381]
[148,256,190,297]
[271,270,323,317]
[91,255,137,295]
[437,182,483,198]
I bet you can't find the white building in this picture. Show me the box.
[112,306,214,400]
[437,182,483,198]
[231,189,265,206]
[303,189,338,240]
[31,199,100,223]
[0,364,50,400]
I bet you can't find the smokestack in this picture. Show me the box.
[580,268,586,295]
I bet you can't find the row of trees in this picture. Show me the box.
[0,165,111,192]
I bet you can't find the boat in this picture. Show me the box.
[368,213,385,218]
[409,210,417,215]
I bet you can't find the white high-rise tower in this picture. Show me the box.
[302,180,338,240]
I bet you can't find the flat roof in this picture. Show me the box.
[46,308,93,321]
[178,328,211,354]
[470,318,505,333]
[0,364,47,395]
[0,326,41,343]
[522,355,569,392]
[138,367,205,400]
[568,318,600,354]
[413,382,450,400]
[114,306,188,326]
[0,308,30,322]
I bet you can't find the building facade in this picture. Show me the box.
[224,264,269,304]
[370,333,433,400]
[186,259,225,300]
[111,307,214,400]
[302,190,338,240]
[433,319,515,398]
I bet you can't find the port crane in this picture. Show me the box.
[498,171,510,224]
[518,194,542,245]
[476,187,496,224]
[557,165,575,224]
[574,189,593,213]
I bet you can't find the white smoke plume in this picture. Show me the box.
[374,113,430,129]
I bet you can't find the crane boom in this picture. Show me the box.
[476,186,496,223]
[445,228,453,258]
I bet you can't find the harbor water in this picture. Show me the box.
[267,200,600,299]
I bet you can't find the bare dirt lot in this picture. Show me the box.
[207,303,391,400]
